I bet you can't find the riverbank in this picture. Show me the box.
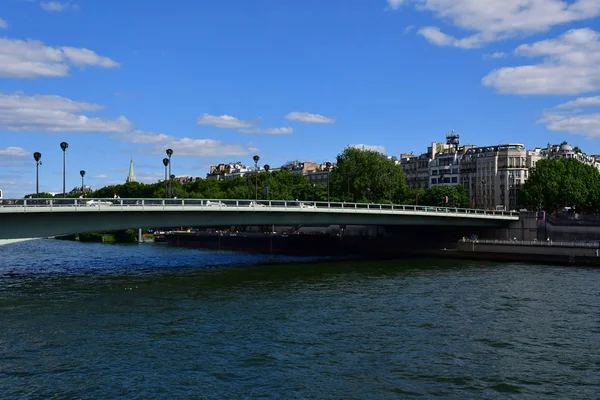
[56,229,141,244]
[436,240,600,266]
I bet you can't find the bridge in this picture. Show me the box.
[0,198,519,240]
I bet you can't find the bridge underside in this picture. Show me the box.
[0,210,512,240]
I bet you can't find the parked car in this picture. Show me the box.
[205,200,227,207]
[299,202,316,209]
[248,201,266,207]
[86,200,113,206]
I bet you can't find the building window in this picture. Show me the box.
[452,168,459,175]
[431,178,437,185]
[432,170,438,175]
[451,177,458,183]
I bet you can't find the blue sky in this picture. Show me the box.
[1,0,599,197]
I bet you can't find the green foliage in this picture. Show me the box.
[79,232,105,242]
[519,158,600,213]
[24,192,55,198]
[418,185,469,208]
[78,147,473,209]
[329,147,407,203]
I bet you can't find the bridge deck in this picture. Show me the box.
[0,198,519,220]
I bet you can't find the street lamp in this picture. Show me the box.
[162,158,169,198]
[60,142,68,197]
[387,168,393,203]
[253,155,260,200]
[33,152,42,196]
[264,164,270,200]
[170,174,175,198]
[166,148,173,197]
[325,161,331,203]
[312,183,316,202]
[80,170,86,196]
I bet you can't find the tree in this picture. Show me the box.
[419,185,469,208]
[329,147,407,203]
[24,192,54,198]
[519,158,600,213]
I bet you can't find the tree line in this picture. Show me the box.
[519,157,600,214]
[27,147,470,207]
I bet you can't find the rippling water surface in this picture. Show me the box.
[1,239,599,399]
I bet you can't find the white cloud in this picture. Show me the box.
[135,172,165,184]
[239,127,293,135]
[0,38,119,79]
[0,146,28,157]
[149,138,258,157]
[539,97,600,139]
[483,51,507,59]
[0,18,8,29]
[0,92,132,132]
[349,144,387,154]
[387,0,404,10]
[92,174,108,179]
[403,25,414,34]
[555,96,600,109]
[285,112,335,124]
[397,0,600,48]
[40,1,73,12]
[60,47,118,68]
[113,130,170,144]
[116,129,259,158]
[482,28,600,95]
[197,113,251,129]
[418,26,483,49]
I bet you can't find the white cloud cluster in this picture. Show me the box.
[239,127,293,135]
[0,93,132,132]
[0,146,28,157]
[349,144,387,154]
[483,28,600,95]
[197,113,252,129]
[387,0,404,10]
[40,2,76,12]
[0,18,8,29]
[0,146,30,167]
[391,0,600,48]
[198,113,308,134]
[115,130,259,158]
[285,112,336,124]
[539,96,600,139]
[0,38,119,78]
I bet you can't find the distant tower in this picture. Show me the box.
[126,157,136,183]
[446,129,460,151]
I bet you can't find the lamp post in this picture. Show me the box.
[481,179,487,209]
[264,164,270,200]
[60,142,68,197]
[166,149,173,197]
[162,158,169,198]
[312,183,316,202]
[170,174,175,198]
[326,162,331,203]
[33,152,42,196]
[367,187,371,203]
[253,155,260,200]
[80,170,86,196]
[387,168,393,203]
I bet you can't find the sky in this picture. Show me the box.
[1,0,599,198]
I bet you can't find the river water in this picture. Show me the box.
[0,240,599,399]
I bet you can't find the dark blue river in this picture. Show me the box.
[0,239,599,399]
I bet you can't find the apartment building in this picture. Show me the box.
[460,144,531,210]
[207,161,255,180]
